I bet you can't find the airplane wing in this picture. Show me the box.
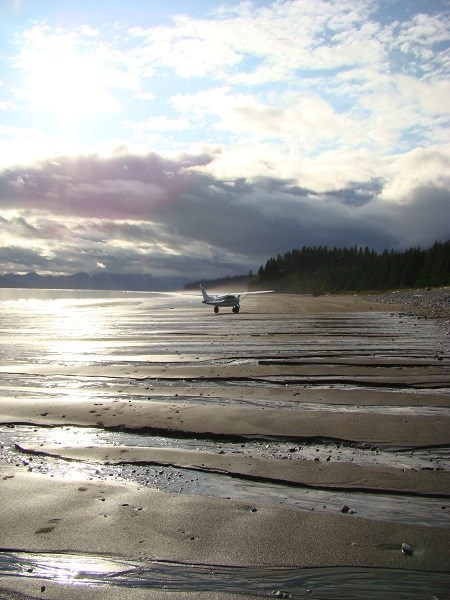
[238,290,274,300]
[200,284,273,305]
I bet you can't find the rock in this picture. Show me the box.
[340,505,350,513]
[401,542,413,555]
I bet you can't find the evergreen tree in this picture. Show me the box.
[248,241,450,293]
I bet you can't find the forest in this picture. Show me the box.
[250,241,450,293]
[186,241,450,294]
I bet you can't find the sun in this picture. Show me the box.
[17,28,121,124]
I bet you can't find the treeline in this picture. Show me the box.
[249,241,450,293]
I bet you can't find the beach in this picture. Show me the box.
[0,289,449,599]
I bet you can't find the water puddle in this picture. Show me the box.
[0,551,448,599]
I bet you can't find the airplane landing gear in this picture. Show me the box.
[214,306,219,313]
[232,305,240,313]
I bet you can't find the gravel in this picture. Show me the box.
[363,287,450,319]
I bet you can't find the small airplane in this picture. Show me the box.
[200,284,273,313]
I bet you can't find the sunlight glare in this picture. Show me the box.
[20,34,120,122]
[23,552,130,582]
[44,426,100,447]
[43,299,115,362]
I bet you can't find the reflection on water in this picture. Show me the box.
[2,424,449,472]
[0,550,449,599]
[2,427,449,529]
[0,550,134,582]
[0,289,198,365]
[2,292,124,363]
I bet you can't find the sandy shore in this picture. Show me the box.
[1,291,449,599]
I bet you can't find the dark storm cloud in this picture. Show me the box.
[1,151,449,276]
[1,215,72,241]
[0,245,53,273]
[324,180,384,207]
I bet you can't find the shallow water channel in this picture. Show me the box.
[2,425,449,530]
[0,550,449,599]
[2,424,449,470]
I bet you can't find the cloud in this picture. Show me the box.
[131,0,382,84]
[0,1,448,277]
[394,12,449,56]
[3,1,447,166]
[1,149,449,277]
[381,145,450,201]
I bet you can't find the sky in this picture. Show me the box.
[0,0,449,279]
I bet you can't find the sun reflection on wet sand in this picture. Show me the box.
[41,426,102,448]
[13,551,134,582]
[0,290,190,365]
[1,551,449,597]
[42,299,116,361]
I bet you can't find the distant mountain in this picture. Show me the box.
[0,272,190,292]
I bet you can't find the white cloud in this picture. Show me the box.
[137,116,190,132]
[380,145,450,202]
[133,91,156,101]
[171,87,356,149]
[396,13,449,53]
[0,101,16,111]
[127,0,387,86]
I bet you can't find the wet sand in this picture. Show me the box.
[0,291,449,599]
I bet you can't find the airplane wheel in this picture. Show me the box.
[214,306,219,313]
[233,305,240,313]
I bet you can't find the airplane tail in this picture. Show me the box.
[200,284,212,303]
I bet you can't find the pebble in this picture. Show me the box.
[364,287,449,318]
[401,542,413,555]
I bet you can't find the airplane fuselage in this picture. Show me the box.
[200,286,241,313]
[202,294,239,307]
